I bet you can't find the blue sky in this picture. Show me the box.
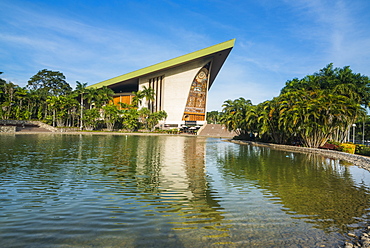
[1,0,370,110]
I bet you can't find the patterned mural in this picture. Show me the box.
[183,63,210,121]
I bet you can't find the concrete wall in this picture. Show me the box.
[139,58,211,126]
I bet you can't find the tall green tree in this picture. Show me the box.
[94,86,114,108]
[83,108,100,130]
[147,110,167,130]
[282,63,370,106]
[27,69,72,96]
[220,97,254,138]
[207,111,222,124]
[27,69,72,120]
[75,81,88,129]
[102,104,120,131]
[141,86,155,110]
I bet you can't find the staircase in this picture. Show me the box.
[197,124,236,138]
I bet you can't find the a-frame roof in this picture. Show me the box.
[88,39,235,90]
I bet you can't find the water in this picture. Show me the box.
[0,134,369,247]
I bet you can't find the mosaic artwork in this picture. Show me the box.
[183,63,210,120]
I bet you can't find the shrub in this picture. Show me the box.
[320,143,340,150]
[356,144,370,156]
[340,143,356,154]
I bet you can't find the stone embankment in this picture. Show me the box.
[228,140,370,248]
[0,120,58,132]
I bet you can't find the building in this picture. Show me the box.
[88,39,235,128]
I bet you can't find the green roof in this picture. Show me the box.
[88,39,235,88]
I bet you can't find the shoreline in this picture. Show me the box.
[227,139,370,248]
[2,131,370,172]
[227,139,370,173]
[2,132,370,247]
[2,131,369,172]
[0,131,196,136]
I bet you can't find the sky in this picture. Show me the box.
[1,0,370,111]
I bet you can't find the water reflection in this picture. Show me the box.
[1,134,370,247]
[1,134,228,247]
[213,143,370,233]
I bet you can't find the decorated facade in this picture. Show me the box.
[88,39,235,128]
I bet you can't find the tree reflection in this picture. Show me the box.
[216,144,370,233]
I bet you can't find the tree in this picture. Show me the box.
[0,72,6,104]
[75,81,88,129]
[28,69,72,96]
[94,86,114,108]
[27,69,72,120]
[132,90,144,107]
[102,104,120,131]
[256,97,288,144]
[220,97,254,138]
[1,81,19,119]
[282,64,370,106]
[138,107,151,129]
[141,86,155,110]
[147,110,167,130]
[83,108,100,130]
[121,108,140,131]
[207,111,222,124]
[85,87,98,110]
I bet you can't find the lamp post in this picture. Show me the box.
[352,123,356,143]
[363,120,365,145]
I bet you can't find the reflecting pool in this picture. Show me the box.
[0,134,369,247]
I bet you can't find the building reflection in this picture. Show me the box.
[100,135,231,245]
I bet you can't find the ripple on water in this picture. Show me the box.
[0,135,369,247]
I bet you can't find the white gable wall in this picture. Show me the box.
[139,58,211,126]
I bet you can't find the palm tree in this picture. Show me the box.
[85,87,98,110]
[256,97,287,144]
[141,86,155,111]
[95,86,114,108]
[1,81,17,119]
[132,90,144,108]
[147,110,167,130]
[220,97,253,138]
[207,111,222,124]
[75,81,87,129]
[46,95,59,126]
[102,103,120,131]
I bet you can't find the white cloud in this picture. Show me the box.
[0,2,195,88]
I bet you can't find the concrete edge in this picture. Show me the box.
[227,139,370,173]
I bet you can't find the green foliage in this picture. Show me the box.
[147,110,167,130]
[326,141,343,151]
[83,108,100,130]
[355,144,370,156]
[102,104,120,131]
[221,64,370,148]
[207,110,222,124]
[121,108,140,131]
[340,143,356,154]
[1,68,166,132]
[220,97,255,138]
[27,69,72,96]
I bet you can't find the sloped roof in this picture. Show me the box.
[88,39,235,89]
